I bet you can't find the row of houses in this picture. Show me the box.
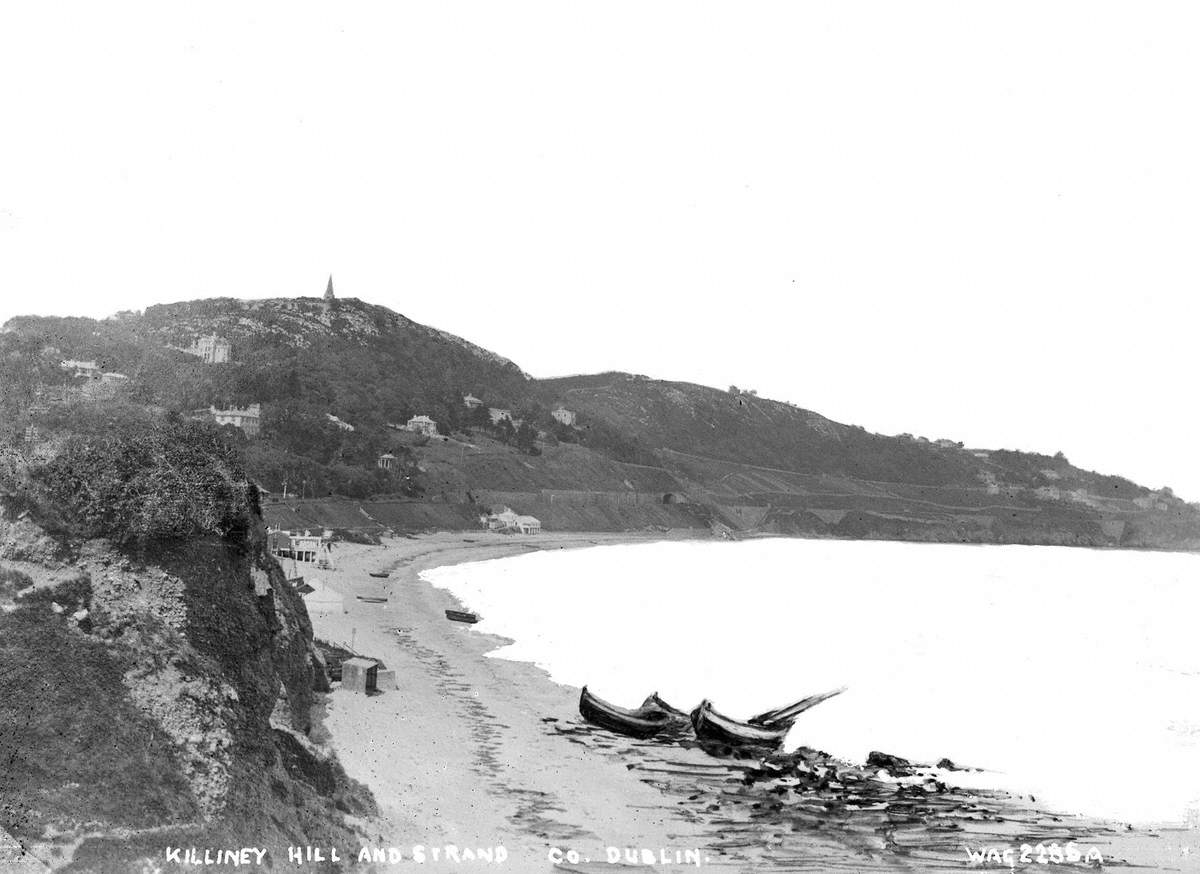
[462,394,576,427]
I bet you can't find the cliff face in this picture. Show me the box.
[0,496,372,873]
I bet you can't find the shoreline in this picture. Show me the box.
[305,530,718,870]
[304,531,1192,872]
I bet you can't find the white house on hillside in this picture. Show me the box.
[406,415,438,436]
[551,407,576,426]
[210,403,262,437]
[187,334,232,364]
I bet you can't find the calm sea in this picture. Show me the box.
[423,538,1200,825]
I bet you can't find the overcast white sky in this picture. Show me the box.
[2,3,1197,498]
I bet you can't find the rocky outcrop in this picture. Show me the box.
[0,496,374,872]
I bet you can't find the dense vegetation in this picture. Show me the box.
[5,404,257,546]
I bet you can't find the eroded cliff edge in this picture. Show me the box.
[0,425,375,873]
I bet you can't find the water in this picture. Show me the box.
[423,538,1200,826]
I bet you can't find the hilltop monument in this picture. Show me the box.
[323,275,337,313]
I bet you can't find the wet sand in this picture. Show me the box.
[307,532,1195,872]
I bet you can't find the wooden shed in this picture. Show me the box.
[341,658,378,694]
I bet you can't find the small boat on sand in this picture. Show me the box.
[641,692,692,725]
[580,687,687,739]
[691,700,790,749]
[748,686,847,728]
[445,609,481,624]
[368,572,390,579]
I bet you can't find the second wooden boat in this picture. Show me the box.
[368,572,390,579]
[445,609,481,624]
[690,700,790,749]
[641,692,692,725]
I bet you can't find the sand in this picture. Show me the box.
[306,531,717,871]
[305,532,1197,873]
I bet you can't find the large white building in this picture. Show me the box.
[210,403,262,436]
[406,415,438,436]
[187,335,232,364]
[551,407,576,426]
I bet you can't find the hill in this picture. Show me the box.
[2,295,1198,550]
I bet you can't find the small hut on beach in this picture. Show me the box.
[341,658,378,694]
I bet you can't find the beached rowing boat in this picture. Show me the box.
[368,572,390,579]
[641,692,692,725]
[579,687,682,739]
[445,609,481,624]
[690,700,790,749]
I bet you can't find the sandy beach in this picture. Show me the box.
[304,532,1194,873]
[306,531,722,872]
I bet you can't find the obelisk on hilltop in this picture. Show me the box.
[323,275,337,312]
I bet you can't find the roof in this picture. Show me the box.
[515,515,540,525]
[343,657,377,669]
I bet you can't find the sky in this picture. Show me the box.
[2,3,1198,498]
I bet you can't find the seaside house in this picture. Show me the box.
[405,415,438,436]
[514,515,542,535]
[269,528,333,564]
[209,403,262,437]
[551,407,576,426]
[488,408,513,425]
[484,507,520,530]
[462,394,483,410]
[482,507,541,534]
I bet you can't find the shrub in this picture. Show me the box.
[29,416,255,545]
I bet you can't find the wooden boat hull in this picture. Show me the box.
[691,701,789,749]
[368,572,390,579]
[579,687,675,739]
[445,609,480,624]
[641,692,692,725]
